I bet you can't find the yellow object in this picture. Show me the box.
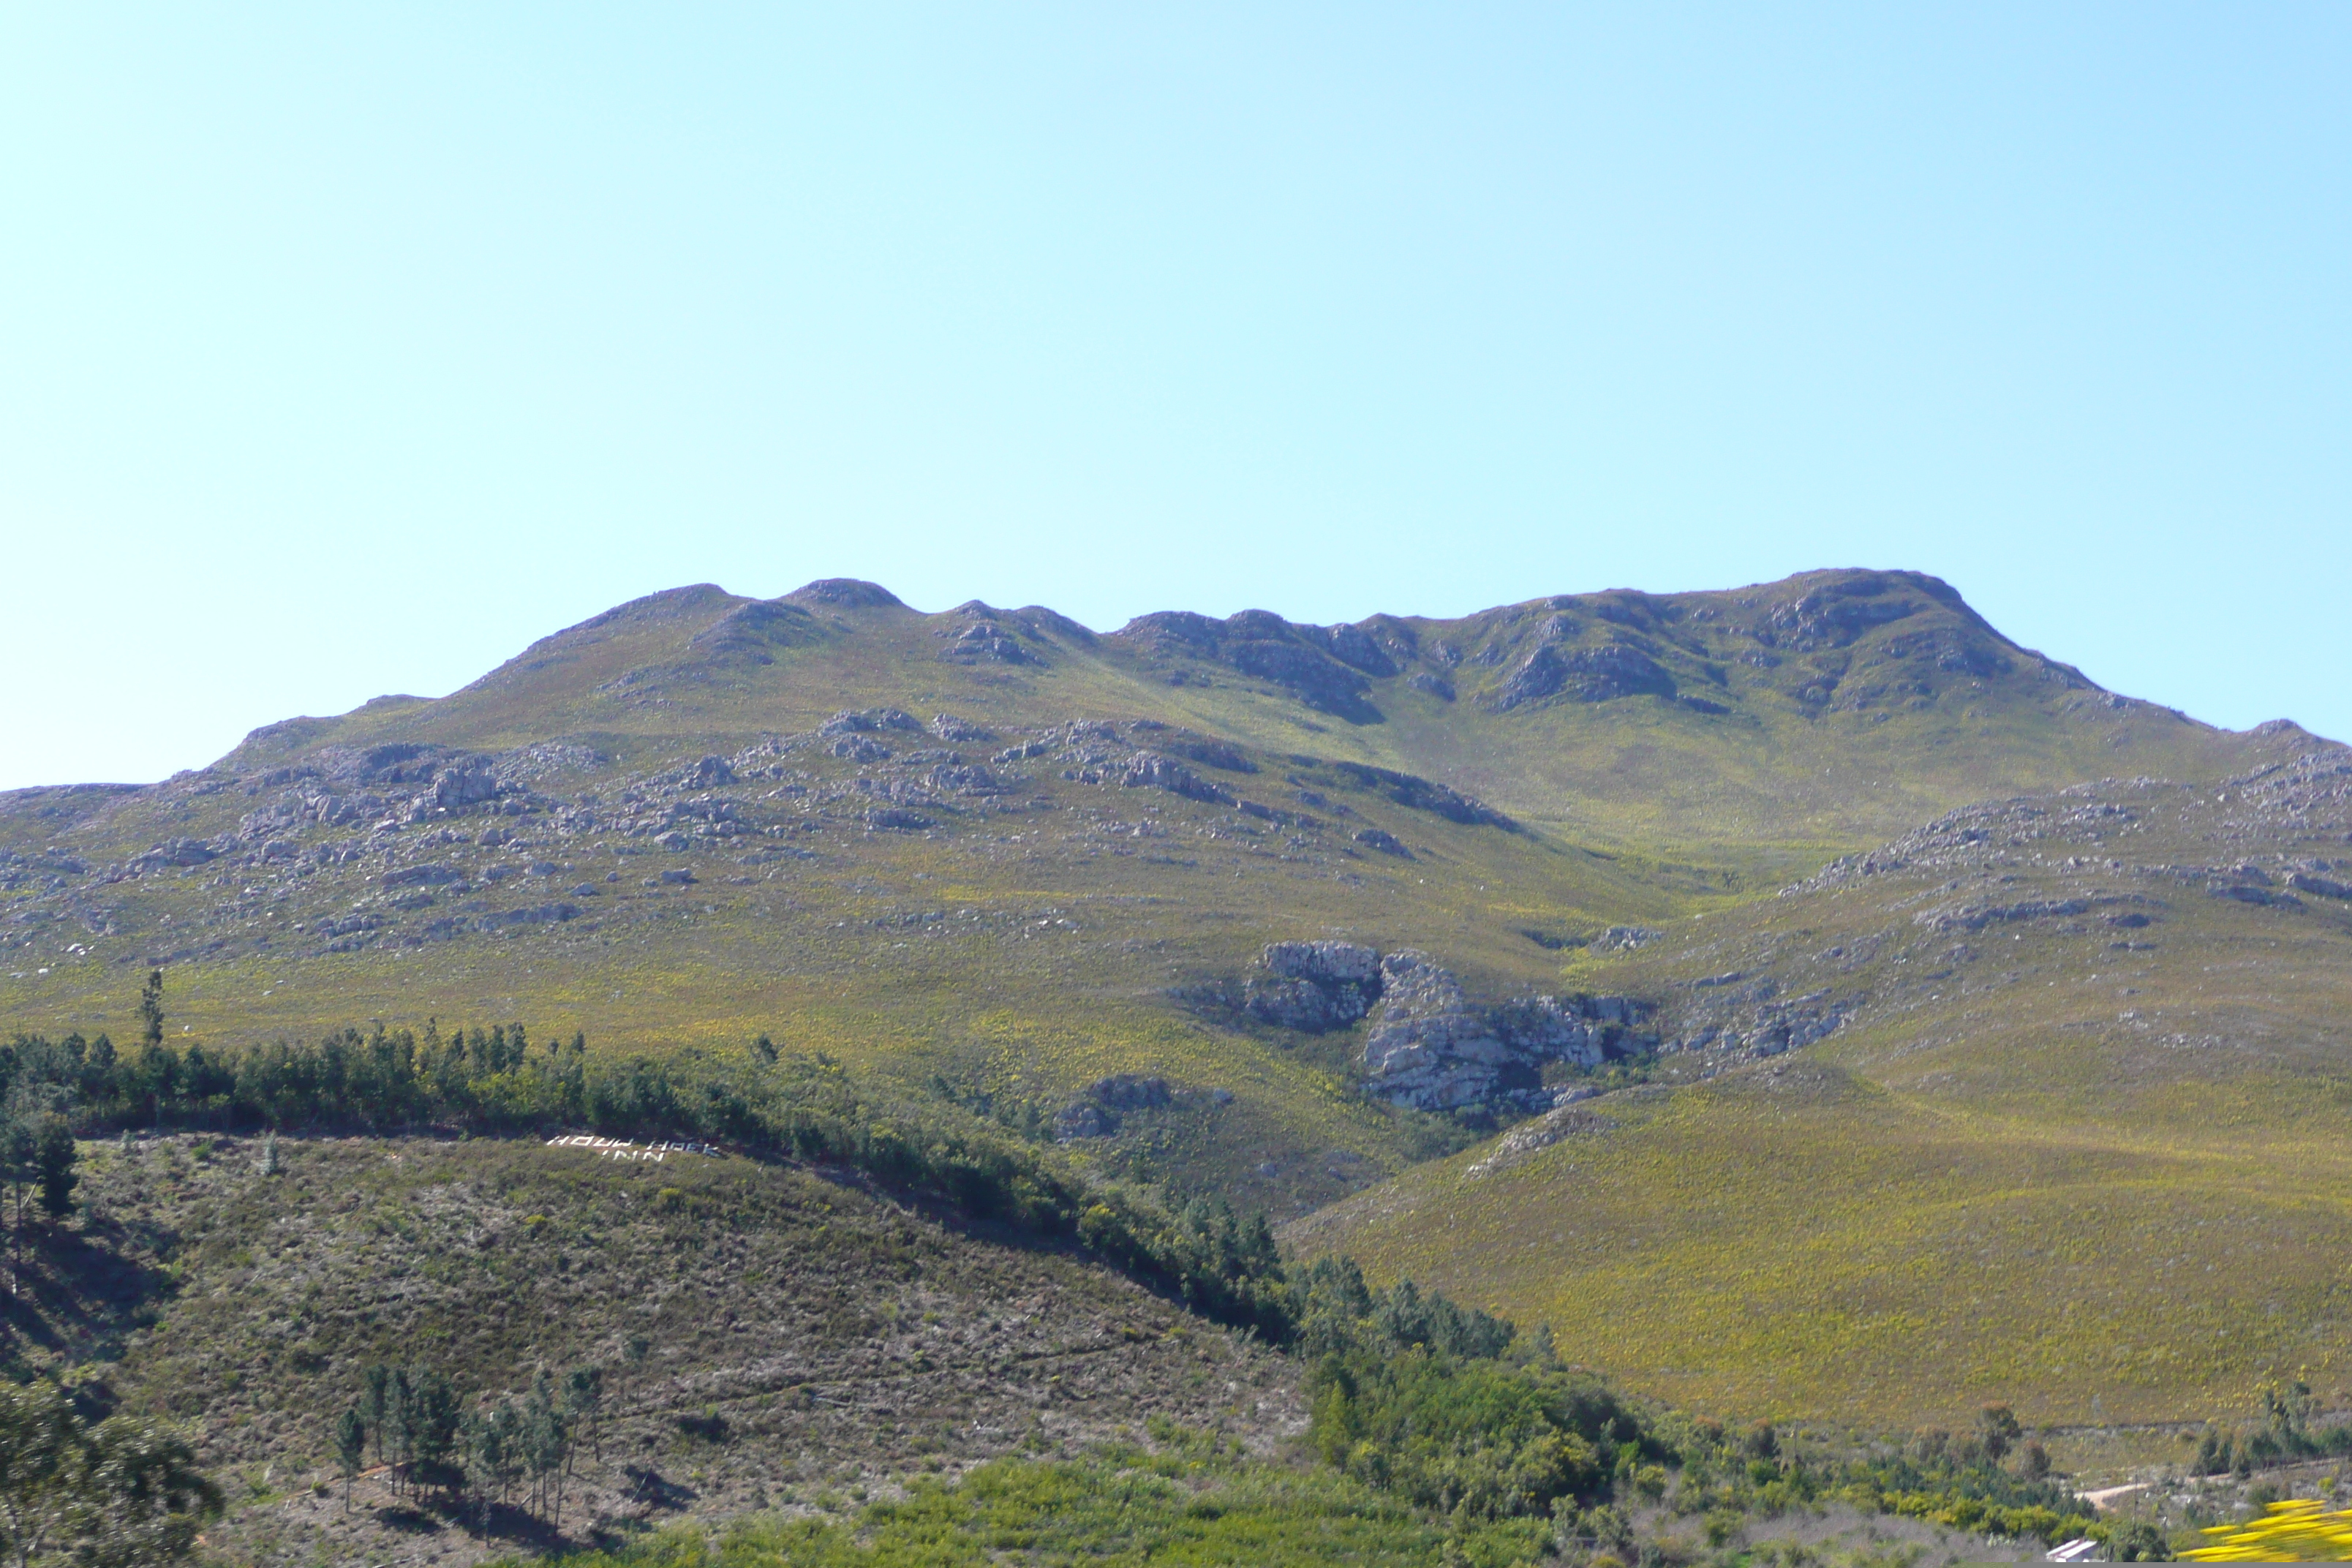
[2185,1499,2352,1561]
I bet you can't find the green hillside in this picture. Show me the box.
[1289,743,2352,1427]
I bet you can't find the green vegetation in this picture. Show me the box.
[0,1055,2144,1567]
[2190,1382,2352,1477]
[328,1360,600,1531]
[0,1379,219,1567]
[508,1441,1466,1568]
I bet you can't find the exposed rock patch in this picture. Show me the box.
[1488,641,1677,710]
[1244,941,1382,1031]
[1227,941,1651,1112]
[1120,752,1234,806]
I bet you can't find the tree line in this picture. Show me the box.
[1,973,1297,1343]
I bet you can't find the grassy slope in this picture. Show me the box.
[1289,753,2352,1428]
[11,1131,1299,1567]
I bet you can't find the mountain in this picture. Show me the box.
[1,567,2334,1430]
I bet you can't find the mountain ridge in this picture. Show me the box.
[167,566,2284,853]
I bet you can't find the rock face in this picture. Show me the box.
[821,709,921,736]
[1490,641,1678,710]
[1234,940,1651,1111]
[942,619,1033,665]
[1121,752,1234,805]
[1360,951,1519,1109]
[1244,941,1382,1031]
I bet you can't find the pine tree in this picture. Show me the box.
[0,1117,35,1295]
[522,1370,568,1524]
[565,1365,605,1463]
[405,1369,461,1494]
[136,970,165,1049]
[333,1407,366,1510]
[34,1121,78,1220]
[361,1365,391,1466]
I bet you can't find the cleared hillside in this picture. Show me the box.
[10,1130,1299,1567]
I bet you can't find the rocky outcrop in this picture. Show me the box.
[1488,994,1636,1065]
[1355,954,1648,1109]
[930,713,993,743]
[1765,576,1918,649]
[941,619,1033,665]
[127,837,225,872]
[821,708,921,736]
[429,764,499,810]
[1464,1104,1616,1180]
[1231,940,1651,1111]
[1489,641,1676,710]
[2287,869,2352,900]
[1665,981,1852,1060]
[1120,752,1234,805]
[1360,951,1518,1110]
[1244,941,1381,1030]
[666,755,736,791]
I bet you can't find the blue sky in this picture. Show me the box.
[4,4,2346,789]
